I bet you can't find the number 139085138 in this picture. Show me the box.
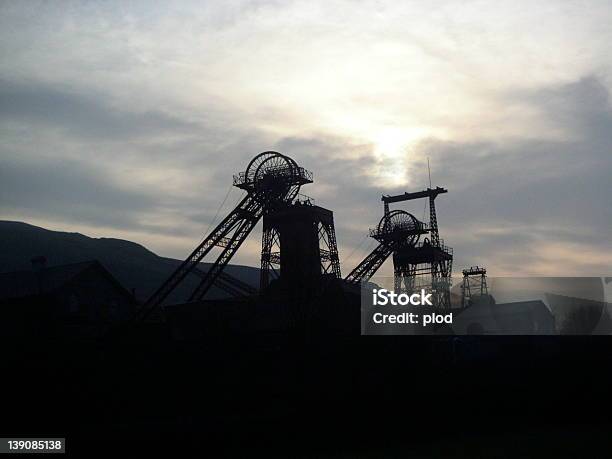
[2,438,65,453]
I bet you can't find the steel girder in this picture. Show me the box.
[139,152,311,321]
[344,242,394,285]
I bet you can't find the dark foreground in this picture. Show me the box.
[3,324,612,458]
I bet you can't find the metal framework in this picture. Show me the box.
[138,151,312,320]
[388,187,453,309]
[461,266,488,308]
[344,242,394,284]
[346,187,453,309]
[393,241,453,306]
[260,201,341,292]
[345,210,426,284]
[260,222,281,288]
[192,267,257,299]
[318,218,342,279]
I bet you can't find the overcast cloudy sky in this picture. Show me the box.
[0,0,610,276]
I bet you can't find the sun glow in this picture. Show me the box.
[370,127,429,186]
[373,128,409,160]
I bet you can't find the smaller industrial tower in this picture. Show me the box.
[345,186,454,308]
[344,210,427,284]
[461,266,489,308]
[387,187,454,309]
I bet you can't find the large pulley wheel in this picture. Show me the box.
[244,151,301,203]
[378,210,422,246]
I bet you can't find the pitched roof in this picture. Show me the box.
[453,299,555,334]
[0,261,101,300]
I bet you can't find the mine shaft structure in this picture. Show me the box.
[461,266,488,308]
[344,210,427,284]
[138,151,343,321]
[260,197,341,294]
[346,186,453,309]
[390,187,453,309]
[138,152,313,321]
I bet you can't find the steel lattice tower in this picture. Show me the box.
[390,187,453,309]
[346,187,453,309]
[138,151,312,321]
[345,209,427,284]
[260,199,341,294]
[461,266,488,308]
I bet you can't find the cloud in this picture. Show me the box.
[0,154,156,231]
[0,2,610,277]
[1,75,610,276]
[0,79,196,140]
[401,77,612,275]
[0,77,275,251]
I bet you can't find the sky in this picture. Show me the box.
[0,0,611,277]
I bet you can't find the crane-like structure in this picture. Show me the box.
[345,186,453,309]
[389,187,453,308]
[345,209,427,283]
[137,151,312,321]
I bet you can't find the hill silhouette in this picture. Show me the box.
[0,221,259,303]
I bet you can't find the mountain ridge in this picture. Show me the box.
[0,220,259,302]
